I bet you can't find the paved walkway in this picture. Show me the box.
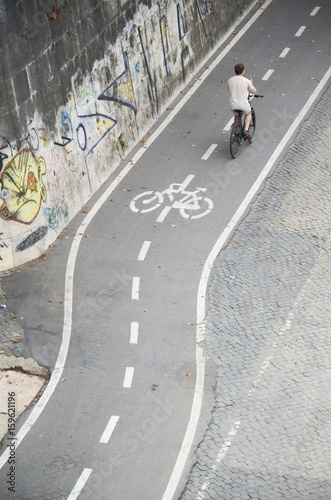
[180,86,331,498]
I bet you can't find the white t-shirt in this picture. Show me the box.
[227,75,254,111]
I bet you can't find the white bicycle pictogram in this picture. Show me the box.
[130,175,213,222]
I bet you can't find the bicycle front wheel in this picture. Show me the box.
[229,122,241,158]
[248,108,256,143]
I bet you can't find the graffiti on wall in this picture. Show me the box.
[160,16,171,77]
[98,52,137,114]
[177,3,187,40]
[0,148,47,224]
[55,93,117,158]
[196,0,211,38]
[0,121,40,173]
[138,23,159,118]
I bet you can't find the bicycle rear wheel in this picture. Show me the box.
[229,122,241,158]
[248,108,256,143]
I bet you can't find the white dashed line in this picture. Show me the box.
[67,468,93,499]
[201,144,218,160]
[130,322,139,344]
[137,240,151,261]
[123,367,134,388]
[223,117,234,132]
[156,205,172,223]
[310,6,321,16]
[131,277,140,300]
[99,416,120,444]
[262,69,274,81]
[279,47,290,58]
[295,26,306,37]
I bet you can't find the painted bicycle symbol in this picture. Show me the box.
[130,175,213,222]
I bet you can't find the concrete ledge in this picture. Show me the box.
[0,355,49,443]
[0,354,49,378]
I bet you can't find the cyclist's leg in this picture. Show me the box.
[244,111,252,132]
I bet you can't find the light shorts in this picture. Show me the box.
[232,103,251,115]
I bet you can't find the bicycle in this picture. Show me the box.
[130,174,213,222]
[229,94,264,158]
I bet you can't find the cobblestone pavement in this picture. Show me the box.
[180,86,331,499]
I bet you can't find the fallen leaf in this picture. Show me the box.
[233,57,238,61]
[186,373,192,377]
[171,224,177,228]
[310,76,316,80]
[61,378,66,382]
[11,339,21,344]
[110,198,116,202]
[63,236,70,239]
[19,316,24,321]
[81,207,89,213]
[123,188,133,192]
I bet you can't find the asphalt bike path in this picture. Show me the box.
[1,0,330,498]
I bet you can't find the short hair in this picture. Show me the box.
[235,63,245,75]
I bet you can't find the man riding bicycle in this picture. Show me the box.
[227,63,257,138]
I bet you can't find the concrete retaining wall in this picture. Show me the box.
[0,0,254,271]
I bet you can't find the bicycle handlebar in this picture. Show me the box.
[254,94,264,98]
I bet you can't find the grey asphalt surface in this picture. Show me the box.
[1,0,331,498]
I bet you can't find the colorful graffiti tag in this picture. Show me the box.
[0,148,47,224]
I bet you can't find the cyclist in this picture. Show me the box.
[227,63,257,138]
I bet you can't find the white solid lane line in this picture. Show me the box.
[130,322,139,344]
[131,277,140,300]
[137,240,151,261]
[310,6,321,16]
[67,468,93,500]
[123,367,135,388]
[279,47,290,58]
[100,416,120,444]
[262,69,274,81]
[295,26,306,37]
[201,144,218,160]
